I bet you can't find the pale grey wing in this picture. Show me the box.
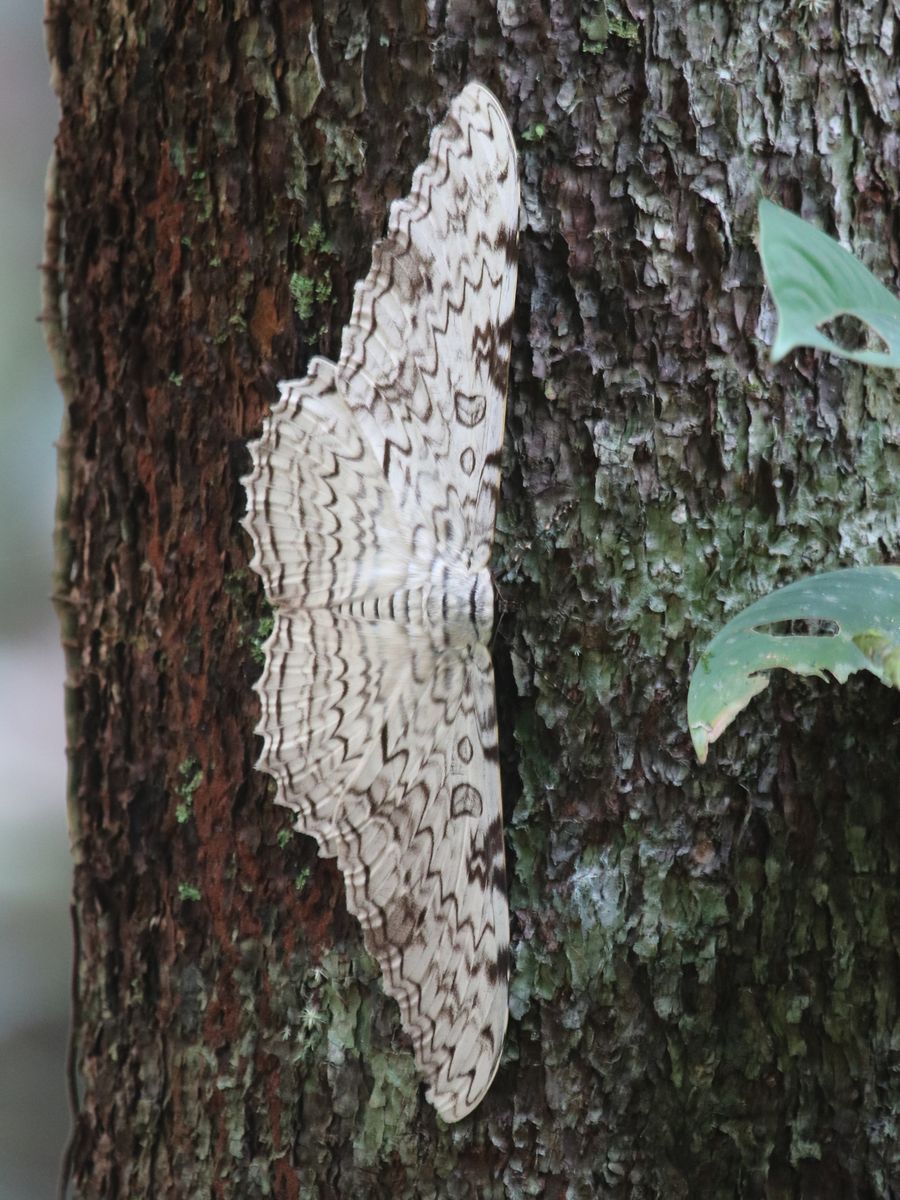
[241,357,415,611]
[249,610,412,851]
[336,82,519,571]
[329,641,508,1122]
[255,612,508,1120]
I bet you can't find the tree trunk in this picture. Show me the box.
[47,1,900,1196]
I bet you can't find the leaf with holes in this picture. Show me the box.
[688,566,900,762]
[759,199,900,367]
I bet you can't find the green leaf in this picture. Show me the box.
[688,567,900,762]
[758,198,900,367]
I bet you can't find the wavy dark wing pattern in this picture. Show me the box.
[241,82,518,1122]
[338,82,518,572]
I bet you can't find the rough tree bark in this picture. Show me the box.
[47,0,899,1196]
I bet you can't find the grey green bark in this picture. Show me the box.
[47,0,899,1196]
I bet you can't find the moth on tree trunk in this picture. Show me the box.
[242,83,518,1123]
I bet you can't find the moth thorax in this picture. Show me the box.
[427,561,494,646]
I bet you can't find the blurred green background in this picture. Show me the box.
[0,3,72,1197]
